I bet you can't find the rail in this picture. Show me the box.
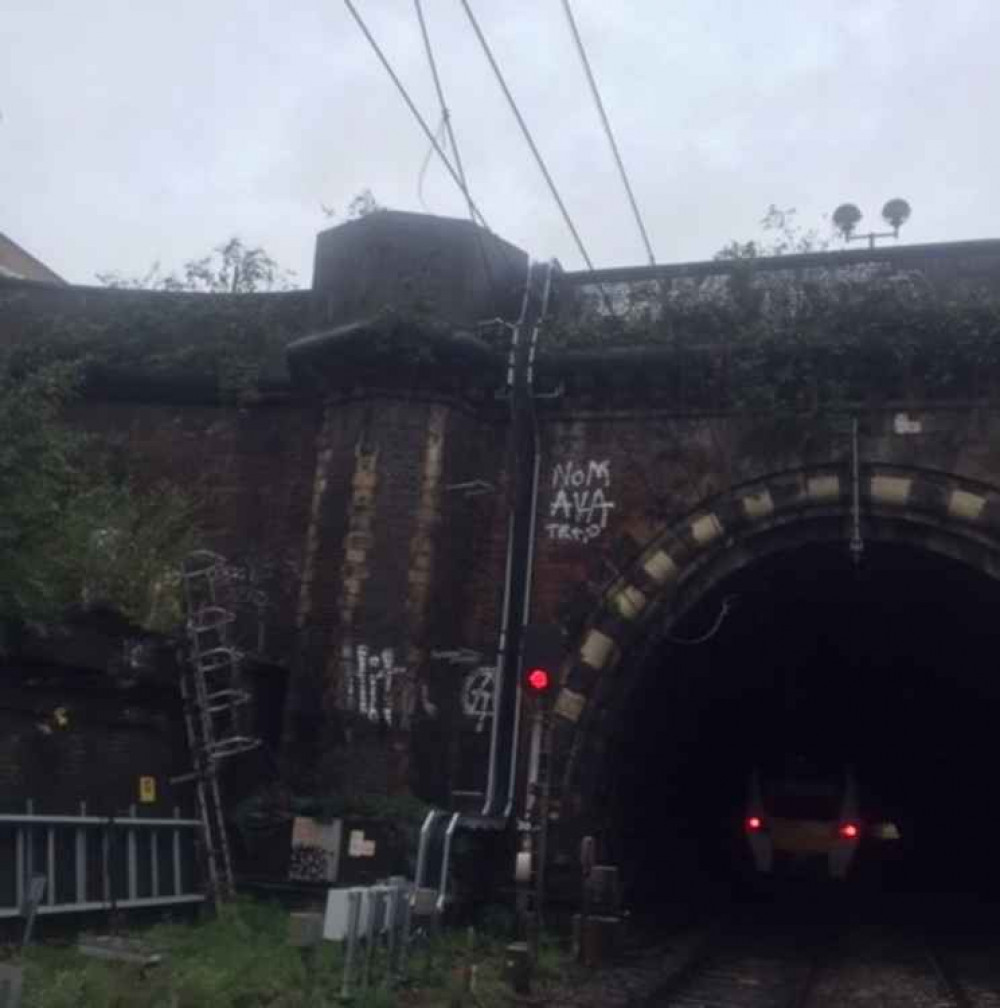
[0,802,204,919]
[924,937,974,1008]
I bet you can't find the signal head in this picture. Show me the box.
[526,667,551,692]
[521,623,564,696]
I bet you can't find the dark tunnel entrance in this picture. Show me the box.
[604,538,1000,913]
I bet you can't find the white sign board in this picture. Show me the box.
[289,817,343,883]
[347,829,376,858]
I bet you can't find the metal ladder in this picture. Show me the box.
[404,809,461,952]
[175,550,260,904]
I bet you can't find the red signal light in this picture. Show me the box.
[745,816,764,833]
[526,667,550,692]
[839,822,860,840]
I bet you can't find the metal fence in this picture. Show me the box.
[0,801,204,919]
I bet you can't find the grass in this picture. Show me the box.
[398,926,573,1007]
[10,899,574,1007]
[17,900,331,1007]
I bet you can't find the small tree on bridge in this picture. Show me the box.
[715,204,831,261]
[97,237,297,293]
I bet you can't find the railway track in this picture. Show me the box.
[646,922,979,1007]
[646,928,821,1007]
[805,927,974,1007]
[925,938,976,1008]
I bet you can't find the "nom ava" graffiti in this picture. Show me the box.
[545,459,616,544]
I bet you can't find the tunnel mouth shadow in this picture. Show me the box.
[595,539,1000,920]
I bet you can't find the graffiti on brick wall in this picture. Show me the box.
[342,644,403,726]
[461,666,496,734]
[121,638,155,672]
[212,556,299,654]
[217,560,270,609]
[340,644,436,729]
[545,459,616,544]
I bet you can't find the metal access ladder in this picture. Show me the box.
[413,810,461,917]
[402,808,462,959]
[175,550,260,904]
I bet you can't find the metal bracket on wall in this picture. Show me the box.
[532,382,565,401]
[493,383,564,402]
[429,648,483,665]
[476,317,517,339]
[445,480,495,497]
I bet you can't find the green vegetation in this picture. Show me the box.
[20,900,328,1008]
[14,899,571,1007]
[97,237,297,294]
[321,188,385,222]
[548,207,1000,411]
[0,354,196,634]
[0,284,311,406]
[714,204,832,261]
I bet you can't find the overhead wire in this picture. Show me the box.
[413,0,503,313]
[414,0,476,225]
[665,596,739,645]
[342,0,490,230]
[560,0,657,267]
[458,0,599,274]
[417,113,448,210]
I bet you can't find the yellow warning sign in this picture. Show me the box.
[139,776,157,804]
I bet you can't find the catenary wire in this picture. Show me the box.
[458,0,598,273]
[414,0,476,224]
[417,113,448,210]
[413,0,503,312]
[342,0,490,230]
[560,0,656,266]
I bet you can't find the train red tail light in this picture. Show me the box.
[745,816,764,833]
[838,822,860,840]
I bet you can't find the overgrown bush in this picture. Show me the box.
[0,353,197,633]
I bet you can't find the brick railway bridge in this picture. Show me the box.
[7,212,1000,900]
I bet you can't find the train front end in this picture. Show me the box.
[745,767,862,881]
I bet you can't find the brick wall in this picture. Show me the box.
[66,398,320,660]
[10,225,1000,820]
[0,680,187,816]
[285,392,511,802]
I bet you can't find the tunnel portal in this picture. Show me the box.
[598,539,1000,910]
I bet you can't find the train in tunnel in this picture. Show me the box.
[744,759,902,882]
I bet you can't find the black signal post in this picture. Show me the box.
[483,262,557,821]
[522,622,563,700]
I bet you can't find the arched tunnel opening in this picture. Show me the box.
[602,536,1000,918]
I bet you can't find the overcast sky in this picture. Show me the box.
[3,0,998,286]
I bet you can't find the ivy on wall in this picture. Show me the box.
[0,282,313,405]
[547,258,1000,410]
[0,353,197,636]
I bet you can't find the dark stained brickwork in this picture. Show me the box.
[0,678,188,817]
[65,399,321,661]
[7,218,1000,827]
